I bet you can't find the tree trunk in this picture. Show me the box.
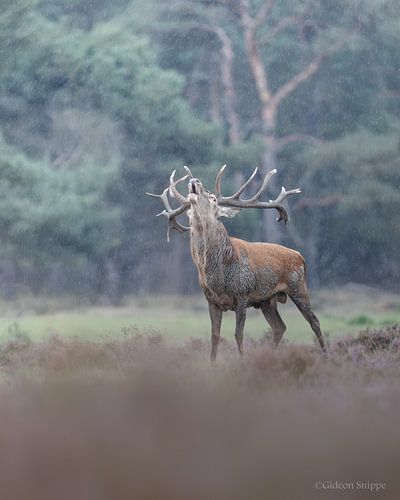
[237,0,324,243]
[261,132,283,243]
[304,230,320,289]
[214,26,241,144]
[209,71,221,123]
[238,3,282,242]
[104,258,121,305]
[179,24,240,145]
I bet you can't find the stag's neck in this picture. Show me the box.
[189,219,234,287]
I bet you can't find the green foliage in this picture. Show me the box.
[0,1,220,297]
[0,138,119,260]
[0,0,399,298]
[296,126,400,285]
[348,315,374,327]
[1,11,217,159]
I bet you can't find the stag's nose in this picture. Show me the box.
[188,178,200,195]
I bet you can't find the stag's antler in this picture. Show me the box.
[215,165,301,224]
[146,171,190,242]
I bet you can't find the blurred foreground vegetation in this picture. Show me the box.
[0,0,399,301]
[0,326,399,499]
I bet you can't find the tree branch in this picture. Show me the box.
[237,0,253,30]
[271,53,324,107]
[254,0,275,31]
[258,15,299,45]
[238,0,273,106]
[165,22,241,143]
[297,195,341,209]
[211,25,241,143]
[193,0,230,6]
[275,133,324,150]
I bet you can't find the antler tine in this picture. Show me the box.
[160,212,190,243]
[273,186,302,204]
[147,188,173,212]
[247,168,277,202]
[216,167,275,202]
[169,170,189,204]
[226,167,258,200]
[215,164,227,198]
[265,186,302,224]
[146,174,191,242]
[183,165,194,178]
[215,167,301,224]
[146,187,189,220]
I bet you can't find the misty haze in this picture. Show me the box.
[0,0,399,499]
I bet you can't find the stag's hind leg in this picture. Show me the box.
[261,295,287,347]
[288,285,327,354]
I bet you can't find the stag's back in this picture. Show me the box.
[229,237,306,301]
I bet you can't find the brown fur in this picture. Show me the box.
[182,177,326,359]
[231,238,305,293]
[189,222,326,359]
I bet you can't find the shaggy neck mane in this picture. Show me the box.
[189,218,234,276]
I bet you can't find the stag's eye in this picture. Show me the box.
[209,194,217,203]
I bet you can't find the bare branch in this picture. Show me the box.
[254,0,275,31]
[237,0,254,30]
[297,195,341,209]
[271,54,324,107]
[211,25,241,143]
[275,134,324,150]
[258,15,299,45]
[194,0,230,6]
[238,0,273,106]
[164,22,240,144]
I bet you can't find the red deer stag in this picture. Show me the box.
[147,166,327,360]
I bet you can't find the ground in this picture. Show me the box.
[1,285,399,344]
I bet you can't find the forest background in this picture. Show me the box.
[1,0,399,303]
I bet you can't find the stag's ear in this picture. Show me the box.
[216,206,241,219]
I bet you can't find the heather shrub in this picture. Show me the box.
[333,324,400,356]
[0,328,398,499]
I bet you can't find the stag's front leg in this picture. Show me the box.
[209,302,222,361]
[235,299,246,355]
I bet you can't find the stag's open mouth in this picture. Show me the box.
[189,181,198,195]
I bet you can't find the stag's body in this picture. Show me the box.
[191,228,303,312]
[188,194,325,359]
[148,165,327,360]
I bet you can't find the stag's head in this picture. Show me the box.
[147,165,301,241]
[186,168,239,225]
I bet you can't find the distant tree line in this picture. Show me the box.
[0,0,399,301]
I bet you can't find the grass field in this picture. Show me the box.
[1,286,399,346]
